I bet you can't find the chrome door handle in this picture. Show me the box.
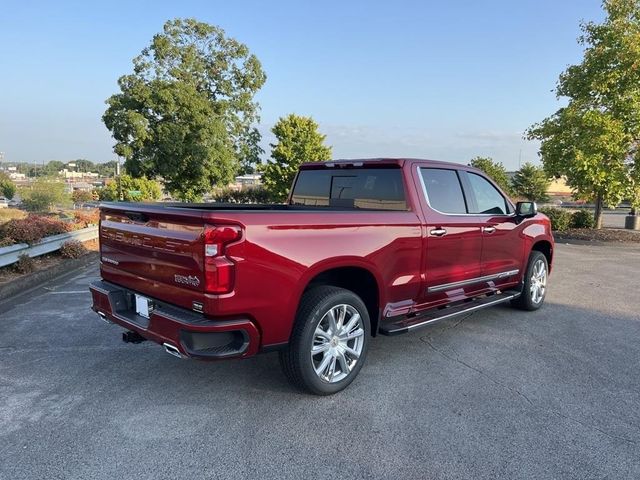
[430,228,447,237]
[483,226,496,234]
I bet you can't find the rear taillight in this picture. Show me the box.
[203,225,242,294]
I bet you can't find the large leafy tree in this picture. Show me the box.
[511,162,550,202]
[527,0,640,228]
[103,18,267,201]
[469,157,512,194]
[261,114,332,201]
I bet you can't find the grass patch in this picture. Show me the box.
[0,208,27,225]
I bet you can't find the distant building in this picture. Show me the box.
[547,177,572,196]
[70,181,94,192]
[234,173,262,187]
[59,168,99,179]
[8,172,26,180]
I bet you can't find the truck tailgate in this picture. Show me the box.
[99,205,206,306]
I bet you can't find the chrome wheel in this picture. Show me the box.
[311,304,365,383]
[530,259,547,304]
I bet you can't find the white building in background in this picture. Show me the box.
[234,173,262,188]
[59,168,99,179]
[8,172,26,180]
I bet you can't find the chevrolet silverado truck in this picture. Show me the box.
[90,158,553,395]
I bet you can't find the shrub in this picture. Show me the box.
[0,215,72,245]
[0,237,14,247]
[539,207,572,232]
[73,209,99,227]
[60,240,88,259]
[14,254,35,274]
[72,190,93,204]
[212,186,277,204]
[571,209,595,229]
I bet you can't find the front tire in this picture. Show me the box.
[279,286,370,395]
[512,251,549,311]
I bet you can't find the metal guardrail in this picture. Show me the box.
[0,226,98,268]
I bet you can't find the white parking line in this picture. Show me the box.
[45,290,87,294]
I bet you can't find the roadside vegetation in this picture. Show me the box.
[0,210,98,247]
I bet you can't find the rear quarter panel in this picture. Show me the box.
[206,211,423,346]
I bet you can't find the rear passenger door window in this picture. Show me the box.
[466,173,509,215]
[419,168,467,214]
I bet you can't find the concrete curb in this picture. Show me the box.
[0,252,99,302]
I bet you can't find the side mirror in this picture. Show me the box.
[516,201,537,218]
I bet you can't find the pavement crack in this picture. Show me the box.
[419,335,638,445]
[420,334,534,406]
[427,313,474,338]
[548,409,637,445]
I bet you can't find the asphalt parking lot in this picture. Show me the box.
[1,243,639,480]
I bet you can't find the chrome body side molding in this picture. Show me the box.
[427,269,519,293]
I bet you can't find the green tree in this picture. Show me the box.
[98,175,162,202]
[469,157,512,194]
[72,190,94,204]
[261,114,332,201]
[0,172,16,199]
[69,159,95,172]
[527,0,640,228]
[20,178,70,212]
[43,160,65,176]
[511,162,550,202]
[103,18,266,201]
[95,161,118,178]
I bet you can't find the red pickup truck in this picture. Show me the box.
[90,158,553,394]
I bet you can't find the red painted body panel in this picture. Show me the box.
[93,158,554,355]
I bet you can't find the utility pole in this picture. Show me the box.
[116,157,123,201]
[518,149,522,169]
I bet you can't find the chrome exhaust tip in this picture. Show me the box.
[97,311,112,324]
[163,343,182,359]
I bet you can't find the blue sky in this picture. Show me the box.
[0,0,604,169]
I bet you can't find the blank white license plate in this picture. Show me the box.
[135,294,153,318]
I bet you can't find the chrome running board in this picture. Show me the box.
[379,290,521,336]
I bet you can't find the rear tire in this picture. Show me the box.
[279,286,370,395]
[511,250,549,311]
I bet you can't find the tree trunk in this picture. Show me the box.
[594,192,604,230]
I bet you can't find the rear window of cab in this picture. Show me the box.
[291,168,408,211]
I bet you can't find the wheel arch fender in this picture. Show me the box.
[286,257,385,338]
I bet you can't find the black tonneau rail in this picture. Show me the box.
[99,201,396,213]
